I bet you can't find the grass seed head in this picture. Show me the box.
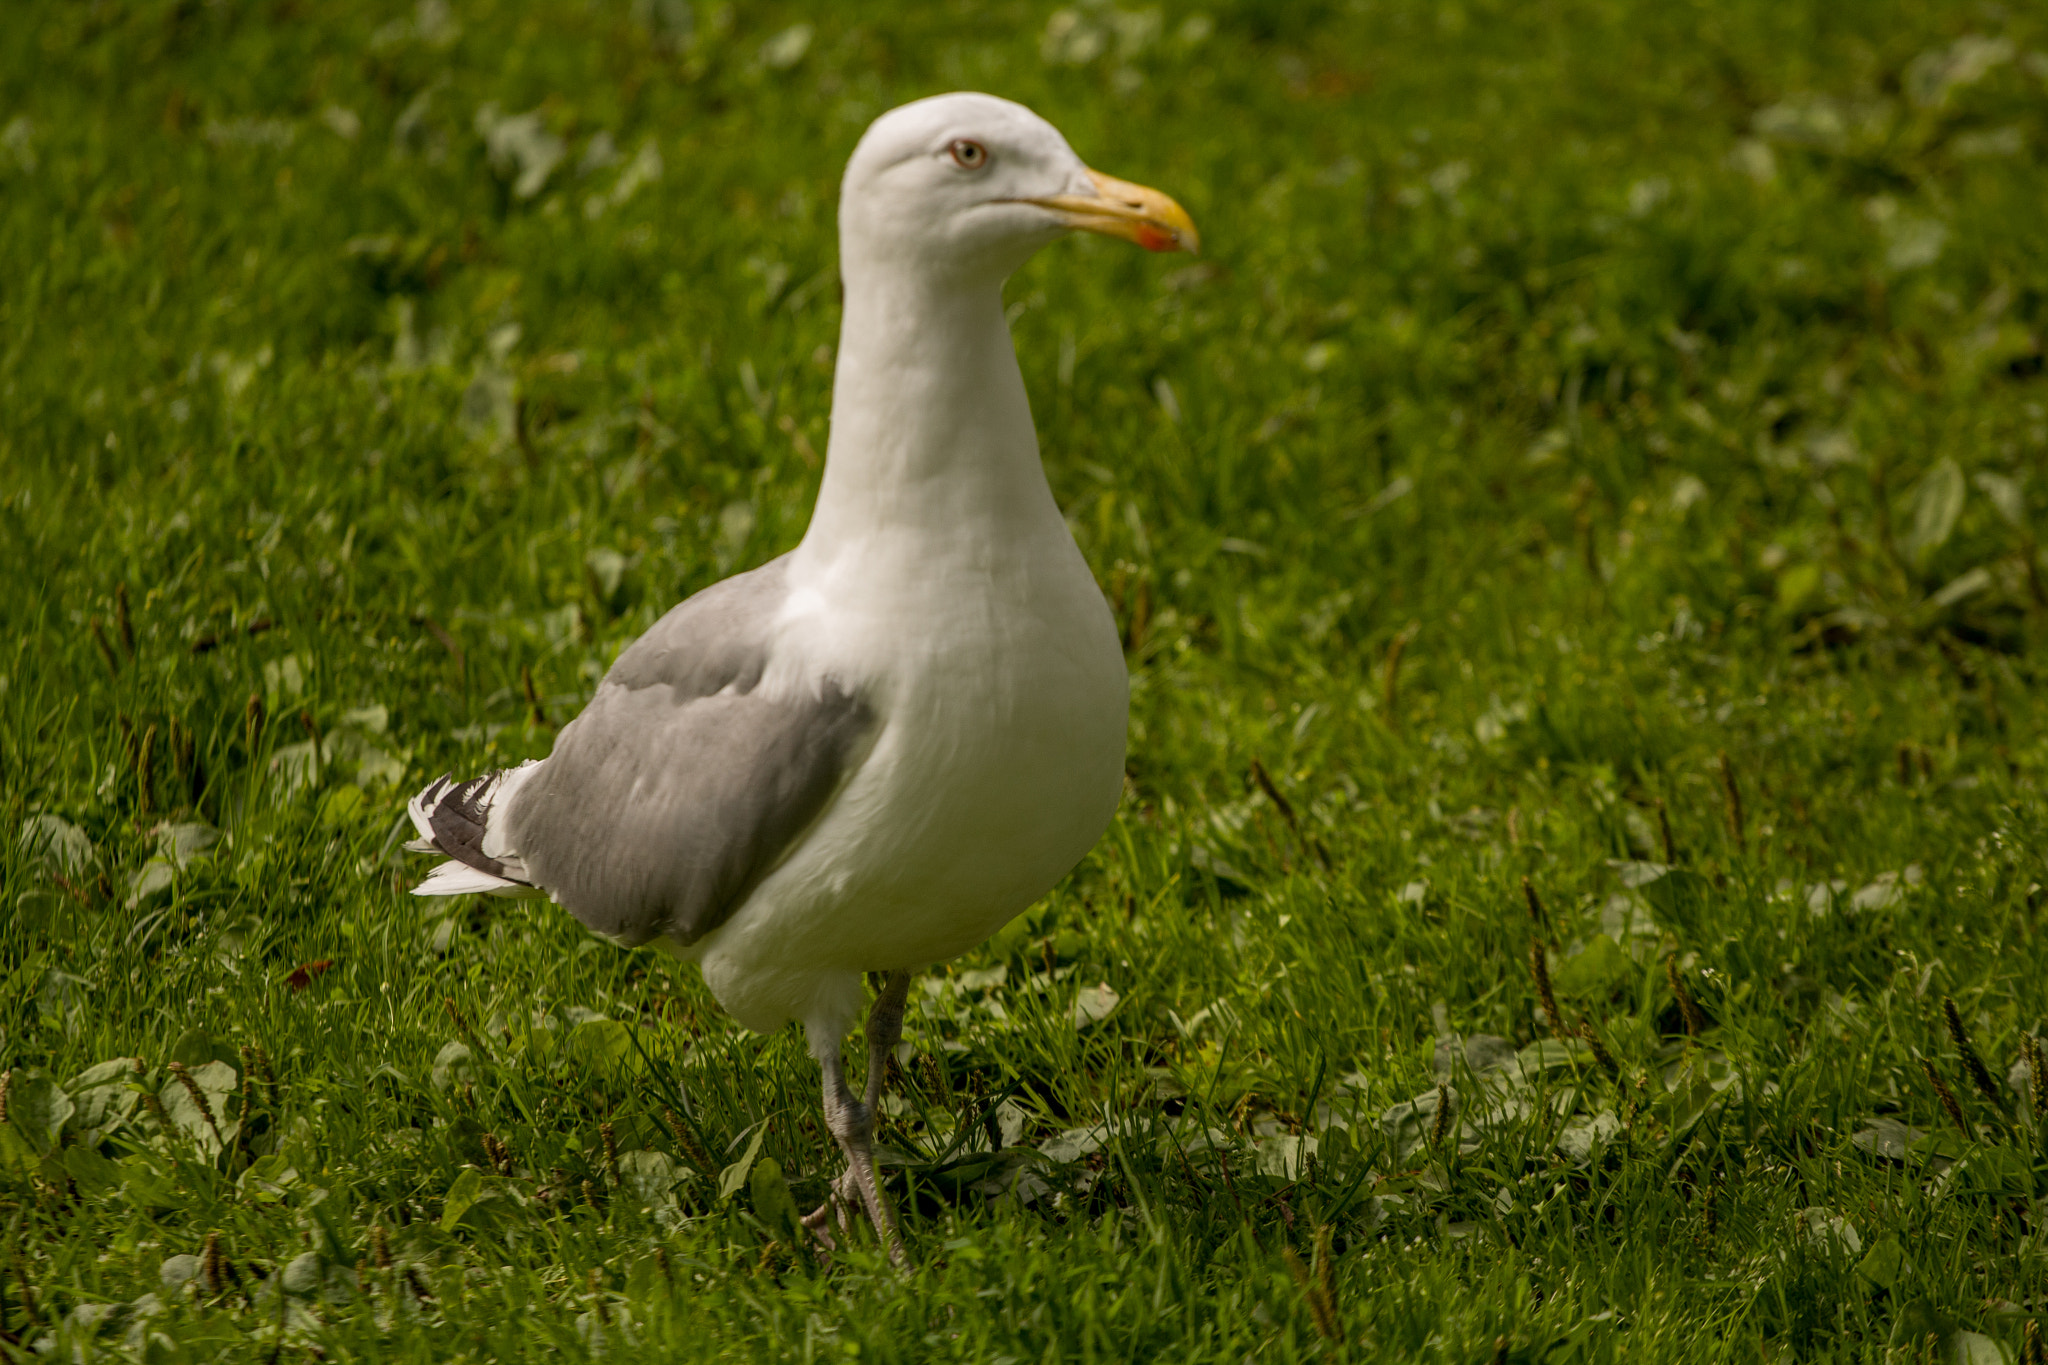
[173,717,204,808]
[11,1242,40,1324]
[167,1060,224,1142]
[1522,876,1551,942]
[1579,1016,1621,1081]
[1920,1058,1975,1143]
[1283,1241,1342,1342]
[483,1132,512,1174]
[201,1231,229,1297]
[1667,956,1708,1038]
[664,1108,713,1171]
[115,581,134,655]
[1251,757,1297,829]
[1312,1223,1340,1337]
[90,617,120,677]
[2025,1034,2046,1121]
[1531,937,1565,1037]
[1123,573,1151,653]
[1717,751,1745,854]
[1382,624,1416,728]
[1941,996,2002,1106]
[134,1058,171,1128]
[1430,1084,1452,1151]
[919,1050,952,1105]
[136,723,157,817]
[369,1222,392,1270]
[1302,1236,1351,1342]
[444,996,491,1060]
[600,1121,620,1187]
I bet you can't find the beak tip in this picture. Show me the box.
[1139,219,1199,255]
[1043,168,1200,257]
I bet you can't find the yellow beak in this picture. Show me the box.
[1019,168,1200,255]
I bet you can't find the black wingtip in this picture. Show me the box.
[420,769,533,887]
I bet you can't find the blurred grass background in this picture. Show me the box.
[3,1,2047,1360]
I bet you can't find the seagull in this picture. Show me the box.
[403,92,1197,1262]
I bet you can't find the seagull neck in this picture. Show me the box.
[803,269,1057,554]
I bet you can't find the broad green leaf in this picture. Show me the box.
[1930,566,1993,608]
[1628,866,1711,925]
[1949,1331,2008,1365]
[431,1041,475,1093]
[1555,1110,1621,1163]
[1658,1051,1741,1136]
[563,1018,632,1073]
[1936,1145,2034,1198]
[718,1124,767,1202]
[1970,470,2026,529]
[1856,1235,1908,1288]
[1850,1117,1926,1162]
[68,1058,141,1142]
[1794,1206,1861,1256]
[7,1073,74,1152]
[239,1153,299,1201]
[63,1144,122,1193]
[619,1149,682,1205]
[169,1028,235,1070]
[1072,981,1120,1029]
[750,1156,803,1241]
[1254,1133,1317,1179]
[1516,1037,1594,1074]
[158,1061,238,1157]
[1908,458,1966,561]
[120,1154,180,1211]
[281,1251,324,1298]
[440,1166,484,1231]
[341,704,389,734]
[154,822,219,868]
[319,783,365,826]
[1549,935,1630,998]
[66,1057,141,1091]
[1775,561,1822,611]
[19,814,91,873]
[39,969,93,1031]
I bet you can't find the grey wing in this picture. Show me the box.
[502,556,872,947]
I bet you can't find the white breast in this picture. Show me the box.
[692,518,1127,1031]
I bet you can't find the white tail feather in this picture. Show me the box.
[405,759,546,895]
[405,789,439,845]
[413,860,540,898]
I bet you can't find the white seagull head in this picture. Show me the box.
[839,91,1199,284]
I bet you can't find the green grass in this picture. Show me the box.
[5,0,2048,1359]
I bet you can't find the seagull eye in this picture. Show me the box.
[948,139,988,170]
